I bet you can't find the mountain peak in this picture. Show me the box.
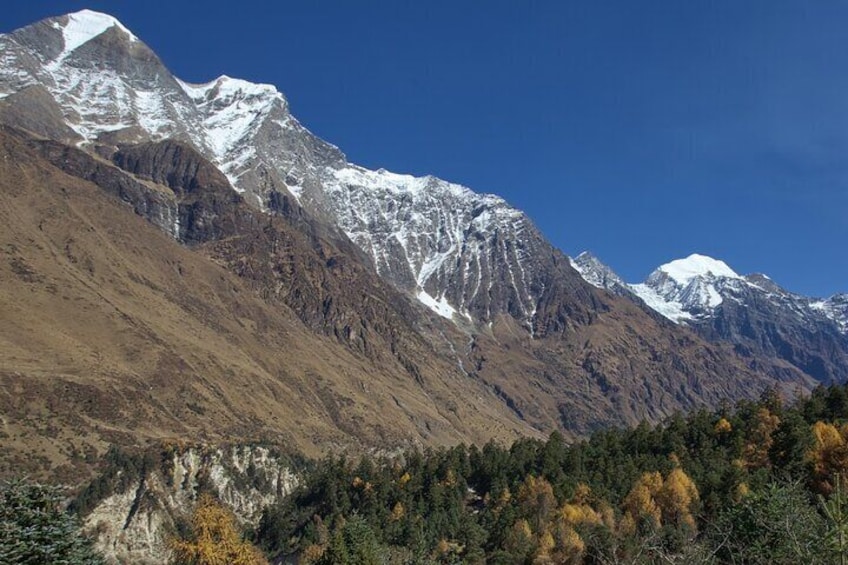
[656,254,739,285]
[570,251,630,294]
[51,10,138,55]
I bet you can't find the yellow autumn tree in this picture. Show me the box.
[622,469,699,533]
[622,471,663,531]
[549,484,603,564]
[742,407,780,469]
[516,475,557,534]
[390,501,405,521]
[714,417,732,435]
[657,468,700,530]
[170,493,268,565]
[809,421,848,494]
[503,518,534,558]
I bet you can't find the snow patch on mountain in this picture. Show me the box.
[629,283,695,322]
[53,10,138,58]
[814,294,848,332]
[417,290,457,319]
[180,76,284,160]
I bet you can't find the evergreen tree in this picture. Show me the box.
[0,479,104,565]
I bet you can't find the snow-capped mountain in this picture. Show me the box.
[0,9,557,325]
[7,10,843,492]
[632,254,744,323]
[573,252,848,383]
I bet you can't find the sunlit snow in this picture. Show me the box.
[417,290,457,320]
[53,10,137,58]
[630,283,695,322]
[658,254,740,285]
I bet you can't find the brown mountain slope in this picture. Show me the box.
[0,128,534,481]
[0,124,817,483]
[103,138,813,438]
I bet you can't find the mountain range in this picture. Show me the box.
[572,252,848,384]
[0,10,844,481]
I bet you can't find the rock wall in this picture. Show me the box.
[83,445,297,565]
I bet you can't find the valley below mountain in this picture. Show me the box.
[1,8,847,564]
[0,10,829,484]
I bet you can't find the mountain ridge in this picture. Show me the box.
[0,10,828,482]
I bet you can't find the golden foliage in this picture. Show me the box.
[733,482,750,502]
[301,543,325,564]
[657,468,699,530]
[504,518,534,555]
[714,417,732,435]
[390,501,405,521]
[435,538,451,555]
[623,468,700,531]
[517,476,557,532]
[551,525,586,564]
[598,501,616,530]
[623,472,663,528]
[808,421,848,494]
[440,468,458,487]
[742,407,780,469]
[170,494,268,565]
[537,529,556,556]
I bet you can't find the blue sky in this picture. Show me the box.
[5,2,847,297]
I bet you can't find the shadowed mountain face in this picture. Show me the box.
[0,11,820,479]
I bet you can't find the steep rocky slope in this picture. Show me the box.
[0,127,540,481]
[80,445,297,565]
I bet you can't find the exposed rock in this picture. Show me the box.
[82,445,297,565]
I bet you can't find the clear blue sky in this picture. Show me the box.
[5,2,847,297]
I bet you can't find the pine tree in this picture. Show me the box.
[0,479,104,565]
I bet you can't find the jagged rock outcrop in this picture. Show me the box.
[80,445,297,565]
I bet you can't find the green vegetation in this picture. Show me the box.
[253,384,848,563]
[0,479,104,564]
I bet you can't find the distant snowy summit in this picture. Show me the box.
[573,251,845,328]
[633,254,742,322]
[572,251,848,383]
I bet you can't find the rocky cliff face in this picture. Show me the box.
[81,445,297,565]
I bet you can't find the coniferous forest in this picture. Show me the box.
[10,384,848,564]
[254,384,848,564]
